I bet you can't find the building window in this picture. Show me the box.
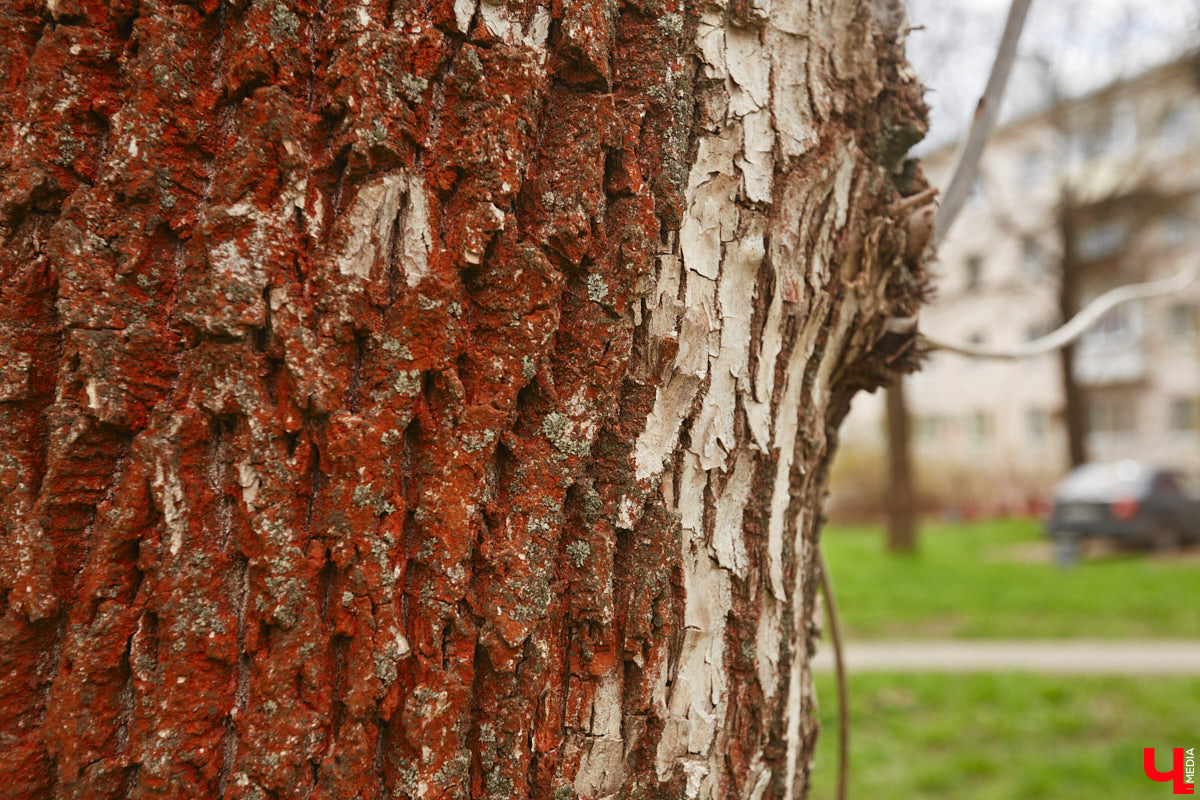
[1167,304,1198,340]
[1088,304,1137,345]
[1170,399,1200,432]
[1160,106,1192,152]
[1089,400,1135,436]
[1163,211,1189,247]
[915,415,948,444]
[968,411,992,445]
[1075,304,1145,384]
[1080,118,1113,159]
[965,256,983,291]
[968,175,986,205]
[1025,318,1056,342]
[1019,150,1041,183]
[965,331,987,365]
[1021,237,1043,276]
[1111,105,1138,152]
[1027,409,1050,443]
[1077,220,1129,261]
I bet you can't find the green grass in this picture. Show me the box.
[821,518,1200,638]
[808,671,1200,800]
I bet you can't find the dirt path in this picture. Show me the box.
[811,640,1200,674]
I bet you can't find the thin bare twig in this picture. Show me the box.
[817,546,848,800]
[921,266,1198,359]
[932,0,1035,246]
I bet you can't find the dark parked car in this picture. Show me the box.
[1047,460,1200,563]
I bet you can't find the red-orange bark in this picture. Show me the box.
[0,1,927,798]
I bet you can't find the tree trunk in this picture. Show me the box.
[885,378,916,552]
[1057,200,1088,469]
[0,2,927,798]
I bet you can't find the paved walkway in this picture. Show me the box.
[810,640,1200,674]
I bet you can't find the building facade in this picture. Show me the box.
[834,54,1200,516]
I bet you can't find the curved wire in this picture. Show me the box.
[817,546,849,800]
[921,266,1197,359]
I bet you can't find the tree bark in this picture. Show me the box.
[0,1,927,798]
[885,379,916,552]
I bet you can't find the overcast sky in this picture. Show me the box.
[904,0,1200,152]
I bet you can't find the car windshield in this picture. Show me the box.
[1056,460,1152,502]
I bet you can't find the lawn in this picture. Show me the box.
[807,671,1200,800]
[820,518,1200,639]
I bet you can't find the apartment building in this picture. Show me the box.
[834,54,1200,514]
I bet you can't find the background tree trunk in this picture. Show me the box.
[1057,199,1089,469]
[0,1,927,798]
[885,379,916,552]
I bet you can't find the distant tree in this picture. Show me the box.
[885,381,917,551]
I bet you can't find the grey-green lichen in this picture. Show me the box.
[566,540,591,567]
[541,412,592,458]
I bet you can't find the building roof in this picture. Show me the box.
[922,51,1200,165]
